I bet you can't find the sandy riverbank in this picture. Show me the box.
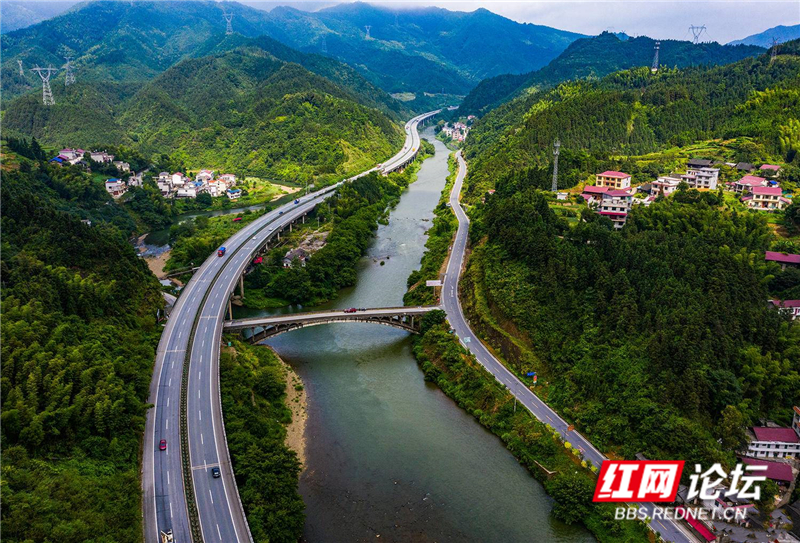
[144,249,172,279]
[269,346,308,468]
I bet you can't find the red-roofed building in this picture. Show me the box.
[745,186,787,210]
[732,175,768,193]
[581,185,608,204]
[765,251,800,270]
[597,190,633,229]
[746,408,800,458]
[595,171,631,190]
[760,164,781,175]
[676,507,717,542]
[741,457,795,485]
[770,299,800,320]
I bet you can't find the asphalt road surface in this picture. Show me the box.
[143,111,438,543]
[440,151,698,543]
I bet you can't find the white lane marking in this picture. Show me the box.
[217,524,222,540]
[199,371,202,380]
[170,502,173,518]
[201,434,204,445]
[166,397,169,407]
[209,489,214,504]
[167,471,170,485]
[166,419,168,430]
[199,410,202,421]
[168,378,172,387]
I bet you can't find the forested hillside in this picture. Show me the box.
[0,156,164,542]
[463,41,800,198]
[4,42,405,185]
[464,183,800,466]
[458,32,765,117]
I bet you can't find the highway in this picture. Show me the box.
[143,110,438,543]
[441,151,698,543]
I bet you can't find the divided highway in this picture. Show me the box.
[143,110,438,543]
[441,151,698,543]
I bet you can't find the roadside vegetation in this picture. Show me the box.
[220,338,305,543]
[1,152,163,542]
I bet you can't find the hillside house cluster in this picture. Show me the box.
[730,174,790,210]
[156,170,238,199]
[50,148,128,172]
[440,121,469,142]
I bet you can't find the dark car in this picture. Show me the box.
[159,439,167,451]
[211,467,221,478]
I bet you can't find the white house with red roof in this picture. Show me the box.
[581,185,609,204]
[759,164,781,176]
[195,169,215,183]
[743,186,788,210]
[731,175,768,193]
[597,189,633,229]
[770,299,800,320]
[765,251,800,270]
[744,407,800,458]
[651,175,682,196]
[171,172,186,187]
[595,171,631,190]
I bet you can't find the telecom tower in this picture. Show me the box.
[223,10,233,35]
[17,60,24,77]
[551,139,561,192]
[364,25,371,39]
[688,25,707,44]
[31,65,58,105]
[770,37,780,64]
[651,42,660,73]
[64,57,76,86]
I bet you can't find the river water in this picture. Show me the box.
[234,129,595,543]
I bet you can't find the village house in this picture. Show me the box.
[687,158,713,169]
[595,171,631,190]
[218,173,237,185]
[682,167,719,190]
[770,299,800,320]
[113,161,130,172]
[196,169,215,183]
[282,248,308,268]
[740,457,796,488]
[731,175,768,193]
[596,189,633,229]
[765,251,800,270]
[760,164,781,177]
[744,407,800,458]
[581,185,609,205]
[742,186,788,210]
[90,150,115,163]
[651,175,682,196]
[171,172,187,187]
[226,188,241,200]
[735,162,756,172]
[105,178,127,198]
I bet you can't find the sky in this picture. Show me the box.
[273,0,800,43]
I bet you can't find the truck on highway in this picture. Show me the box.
[217,246,226,257]
[160,530,174,543]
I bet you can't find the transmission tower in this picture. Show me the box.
[651,41,660,73]
[31,65,58,105]
[222,10,233,35]
[64,57,76,86]
[688,25,707,44]
[551,139,561,192]
[770,37,780,64]
[321,34,328,54]
[364,25,371,39]
[17,60,24,77]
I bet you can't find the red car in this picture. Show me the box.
[159,439,167,451]
[233,217,242,222]
[344,308,357,313]
[253,256,263,265]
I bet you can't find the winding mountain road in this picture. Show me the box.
[441,151,698,543]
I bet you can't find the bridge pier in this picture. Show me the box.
[239,275,244,297]
[227,299,233,321]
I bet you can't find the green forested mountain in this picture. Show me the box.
[4,39,405,185]
[463,40,800,198]
[458,32,765,117]
[230,1,584,94]
[0,158,164,542]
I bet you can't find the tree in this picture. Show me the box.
[546,472,595,524]
[716,406,746,451]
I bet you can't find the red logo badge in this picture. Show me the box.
[593,461,685,502]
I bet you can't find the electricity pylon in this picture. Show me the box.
[17,60,24,77]
[551,139,561,192]
[688,25,707,44]
[223,10,233,35]
[64,57,76,86]
[770,37,780,64]
[31,65,58,105]
[364,25,371,39]
[651,42,660,73]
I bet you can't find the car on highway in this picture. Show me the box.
[217,247,226,257]
[343,308,357,313]
[159,439,167,451]
[211,467,221,478]
[233,217,242,222]
[294,199,300,204]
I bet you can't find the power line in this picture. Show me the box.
[222,10,233,35]
[31,65,58,106]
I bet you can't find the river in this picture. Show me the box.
[234,128,596,543]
